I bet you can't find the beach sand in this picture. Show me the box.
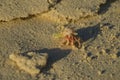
[0,0,120,80]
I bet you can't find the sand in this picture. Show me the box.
[0,0,120,80]
[9,52,48,76]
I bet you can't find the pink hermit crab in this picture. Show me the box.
[61,28,82,48]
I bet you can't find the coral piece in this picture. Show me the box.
[9,52,48,76]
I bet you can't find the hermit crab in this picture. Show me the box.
[54,27,82,49]
[61,28,82,48]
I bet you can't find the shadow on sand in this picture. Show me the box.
[98,0,117,14]
[26,48,71,73]
[76,24,101,42]
[39,48,71,65]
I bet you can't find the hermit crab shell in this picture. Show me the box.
[62,28,78,36]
